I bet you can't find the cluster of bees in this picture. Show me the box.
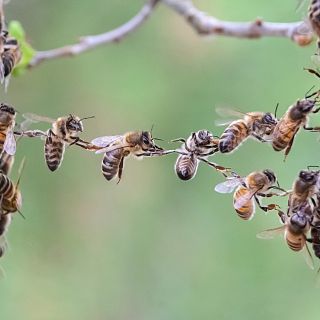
[0,84,317,261]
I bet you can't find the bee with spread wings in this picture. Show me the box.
[16,113,94,171]
[215,107,278,154]
[215,170,286,220]
[91,131,165,183]
[257,204,315,270]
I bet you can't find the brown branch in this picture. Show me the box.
[29,0,160,68]
[162,0,313,45]
[28,0,314,69]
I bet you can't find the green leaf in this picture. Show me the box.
[8,20,36,76]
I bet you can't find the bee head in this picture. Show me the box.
[66,115,83,132]
[299,170,318,183]
[141,131,163,152]
[0,103,15,115]
[263,169,276,184]
[262,113,277,125]
[197,130,213,143]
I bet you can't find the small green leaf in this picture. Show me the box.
[8,21,36,76]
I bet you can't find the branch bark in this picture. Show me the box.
[162,0,312,44]
[28,0,313,69]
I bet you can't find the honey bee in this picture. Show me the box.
[172,130,224,181]
[272,92,320,159]
[215,169,285,220]
[216,108,277,154]
[91,131,164,183]
[19,113,94,172]
[0,103,16,157]
[287,169,319,214]
[257,205,314,269]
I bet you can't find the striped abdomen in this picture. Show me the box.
[219,120,249,153]
[101,148,124,181]
[309,0,320,36]
[0,151,14,175]
[45,132,65,172]
[2,48,20,77]
[272,119,299,152]
[175,154,198,181]
[0,173,14,199]
[233,186,255,220]
[285,230,305,252]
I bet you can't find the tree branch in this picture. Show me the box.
[29,0,160,68]
[28,0,313,69]
[162,0,313,45]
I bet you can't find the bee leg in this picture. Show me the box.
[117,156,125,184]
[69,137,80,146]
[304,68,320,79]
[254,195,280,213]
[198,158,230,177]
[303,124,320,131]
[283,135,296,161]
[14,129,46,138]
[266,186,289,195]
[171,138,186,144]
[251,133,268,143]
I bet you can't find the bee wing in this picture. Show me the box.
[22,113,55,124]
[234,190,255,210]
[302,243,315,270]
[214,178,243,193]
[256,225,285,240]
[3,130,16,155]
[214,107,247,127]
[91,135,123,154]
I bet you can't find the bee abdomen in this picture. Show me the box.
[101,149,123,181]
[0,151,14,175]
[0,173,13,198]
[45,139,65,172]
[286,231,304,251]
[175,154,198,181]
[311,226,320,258]
[233,187,254,220]
[272,130,292,151]
[2,51,16,77]
[219,121,249,153]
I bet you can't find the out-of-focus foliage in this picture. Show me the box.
[0,1,319,320]
[8,20,35,76]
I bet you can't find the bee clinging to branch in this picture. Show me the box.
[215,108,278,154]
[272,91,320,160]
[16,113,94,172]
[91,130,165,183]
[171,129,227,181]
[215,170,286,220]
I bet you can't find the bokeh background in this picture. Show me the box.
[0,0,319,319]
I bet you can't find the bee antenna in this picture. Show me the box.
[17,210,25,220]
[16,157,26,188]
[79,115,95,122]
[305,86,318,99]
[150,124,154,136]
[307,165,320,170]
[153,137,164,141]
[274,103,279,119]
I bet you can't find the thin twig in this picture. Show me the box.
[162,0,313,45]
[29,0,160,68]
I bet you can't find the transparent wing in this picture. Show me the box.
[234,190,255,210]
[214,178,243,193]
[256,225,285,240]
[215,107,247,118]
[91,135,122,148]
[22,113,55,124]
[214,119,236,127]
[302,243,315,270]
[3,130,16,155]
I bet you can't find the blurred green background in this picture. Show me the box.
[0,0,319,319]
